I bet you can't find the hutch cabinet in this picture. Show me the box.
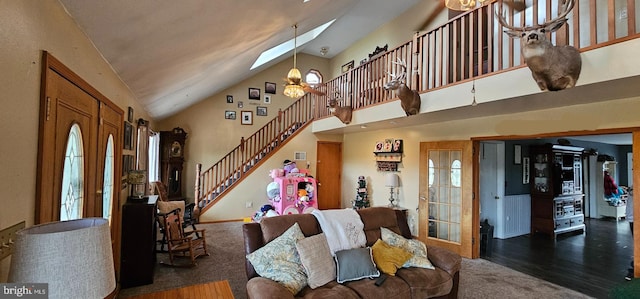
[530,144,585,238]
[159,127,187,200]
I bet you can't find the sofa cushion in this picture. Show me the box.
[246,223,307,294]
[296,233,336,289]
[334,247,380,283]
[396,267,454,298]
[260,214,321,243]
[296,281,361,299]
[358,207,402,246]
[344,274,412,299]
[381,227,435,270]
[371,239,412,276]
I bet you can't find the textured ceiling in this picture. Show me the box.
[58,0,424,119]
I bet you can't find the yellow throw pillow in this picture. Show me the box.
[371,239,412,276]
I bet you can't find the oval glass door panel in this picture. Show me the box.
[61,124,85,221]
[102,134,114,224]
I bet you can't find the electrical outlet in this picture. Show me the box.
[0,221,26,260]
[246,201,253,208]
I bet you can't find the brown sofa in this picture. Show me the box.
[243,207,461,299]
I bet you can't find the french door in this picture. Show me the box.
[418,140,475,258]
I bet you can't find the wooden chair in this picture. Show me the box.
[153,181,199,252]
[161,208,208,266]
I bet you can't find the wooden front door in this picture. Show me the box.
[418,140,475,258]
[37,52,124,271]
[316,141,342,209]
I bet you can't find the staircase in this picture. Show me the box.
[194,0,639,214]
[194,92,323,213]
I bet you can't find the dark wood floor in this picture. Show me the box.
[484,217,634,299]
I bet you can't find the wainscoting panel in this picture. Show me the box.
[497,194,531,239]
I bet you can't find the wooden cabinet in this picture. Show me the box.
[530,144,585,238]
[120,196,158,288]
[160,127,187,200]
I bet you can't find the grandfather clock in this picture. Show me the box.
[159,127,187,200]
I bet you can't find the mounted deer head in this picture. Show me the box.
[497,0,581,91]
[327,90,352,124]
[383,58,421,116]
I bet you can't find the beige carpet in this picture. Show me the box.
[118,221,594,299]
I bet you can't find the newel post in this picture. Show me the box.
[194,163,201,210]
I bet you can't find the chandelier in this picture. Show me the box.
[283,24,306,99]
[445,0,489,11]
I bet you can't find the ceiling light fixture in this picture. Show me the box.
[320,47,329,56]
[284,24,306,99]
[445,0,489,11]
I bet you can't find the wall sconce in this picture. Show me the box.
[385,173,399,207]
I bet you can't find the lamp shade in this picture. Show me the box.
[8,218,116,299]
[385,173,399,187]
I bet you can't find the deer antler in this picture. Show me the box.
[497,0,574,32]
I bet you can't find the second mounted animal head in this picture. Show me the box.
[383,58,421,116]
[496,0,582,91]
[327,90,352,124]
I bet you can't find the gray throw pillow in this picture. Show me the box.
[334,247,380,283]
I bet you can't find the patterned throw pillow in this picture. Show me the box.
[296,233,336,288]
[381,227,435,270]
[246,223,307,294]
[371,239,413,276]
[334,247,380,283]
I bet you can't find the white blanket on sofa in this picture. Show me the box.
[312,208,366,255]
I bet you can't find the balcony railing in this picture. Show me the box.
[196,0,639,213]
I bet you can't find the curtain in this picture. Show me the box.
[136,119,150,195]
[148,131,160,184]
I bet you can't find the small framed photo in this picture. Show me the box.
[383,139,393,152]
[374,141,384,152]
[256,106,267,116]
[392,139,403,153]
[123,122,133,150]
[237,101,243,108]
[241,110,253,125]
[225,110,236,120]
[248,88,260,100]
[265,82,277,94]
[264,95,271,104]
[341,60,354,73]
[127,107,134,123]
[226,95,233,103]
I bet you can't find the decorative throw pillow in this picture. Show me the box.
[296,233,336,289]
[381,227,435,270]
[246,223,307,294]
[334,247,380,283]
[371,239,413,276]
[157,200,185,222]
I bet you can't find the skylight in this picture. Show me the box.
[250,19,336,70]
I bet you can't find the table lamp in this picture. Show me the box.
[385,173,399,207]
[128,169,147,199]
[8,218,116,299]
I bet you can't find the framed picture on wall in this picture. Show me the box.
[123,122,133,150]
[225,110,236,120]
[514,144,522,164]
[248,88,260,100]
[226,95,233,103]
[256,106,267,116]
[265,82,276,94]
[241,111,253,125]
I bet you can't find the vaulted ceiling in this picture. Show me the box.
[58,0,432,120]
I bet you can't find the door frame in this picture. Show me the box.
[37,51,125,273]
[472,127,640,275]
